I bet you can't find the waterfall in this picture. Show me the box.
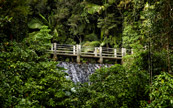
[57,62,112,83]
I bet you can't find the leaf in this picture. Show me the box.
[28,18,43,29]
[85,3,103,14]
[101,30,104,40]
[161,79,164,84]
[39,14,49,25]
[108,0,116,4]
[100,41,105,46]
[53,29,58,37]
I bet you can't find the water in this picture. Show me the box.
[57,62,112,83]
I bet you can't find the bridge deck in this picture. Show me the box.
[50,43,133,63]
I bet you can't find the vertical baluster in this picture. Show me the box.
[77,45,81,63]
[99,46,103,63]
[94,47,97,56]
[53,43,57,60]
[114,49,117,57]
[122,48,126,56]
[79,45,81,55]
[73,45,76,55]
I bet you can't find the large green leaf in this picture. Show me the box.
[108,0,116,4]
[53,28,58,37]
[28,18,43,29]
[85,3,104,14]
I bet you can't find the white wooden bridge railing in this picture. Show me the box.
[50,43,133,63]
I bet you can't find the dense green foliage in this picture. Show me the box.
[0,26,73,107]
[0,0,172,107]
[70,64,149,108]
[147,72,173,108]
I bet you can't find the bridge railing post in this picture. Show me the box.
[53,43,57,60]
[99,46,103,64]
[114,49,117,57]
[94,47,97,56]
[77,45,81,63]
[73,45,76,55]
[122,48,126,56]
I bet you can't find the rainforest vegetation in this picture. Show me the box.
[0,0,173,107]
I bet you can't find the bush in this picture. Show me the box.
[70,64,149,108]
[0,26,74,107]
[147,72,173,108]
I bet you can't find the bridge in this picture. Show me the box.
[50,43,133,63]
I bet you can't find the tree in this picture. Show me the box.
[0,0,29,42]
[0,26,74,107]
[70,63,149,108]
[147,72,173,108]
